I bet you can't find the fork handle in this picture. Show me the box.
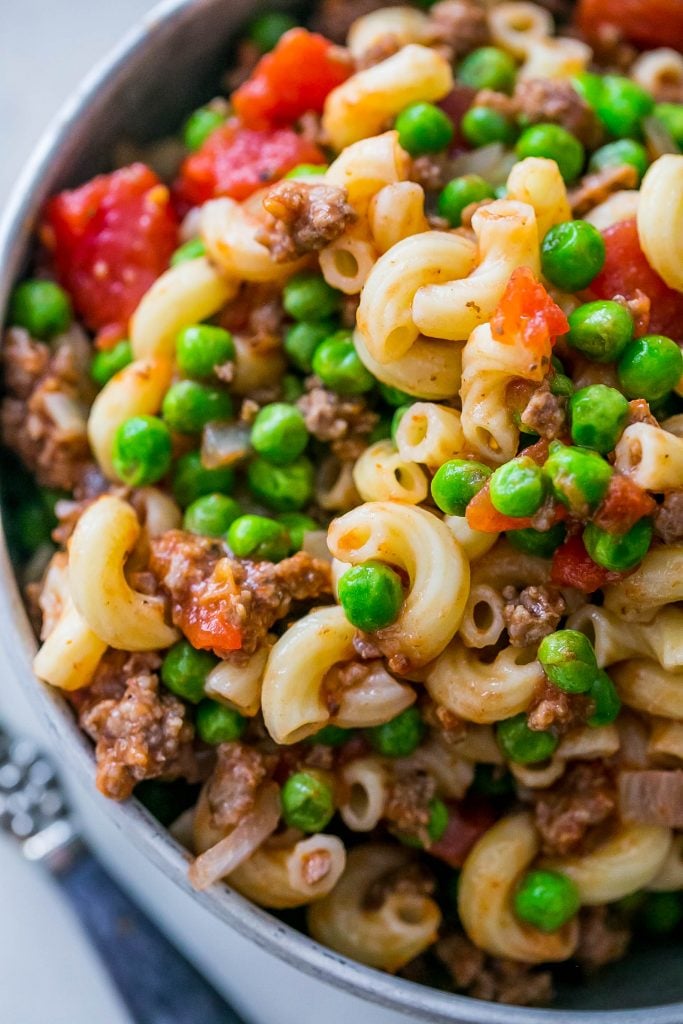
[57,851,242,1024]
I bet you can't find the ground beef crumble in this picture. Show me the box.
[503,585,566,647]
[527,679,590,735]
[533,761,617,856]
[575,906,631,970]
[435,934,554,1005]
[520,383,567,440]
[424,0,490,61]
[205,741,274,831]
[76,652,196,801]
[515,78,603,149]
[654,492,683,544]
[384,768,436,843]
[297,383,377,459]
[256,180,356,263]
[569,164,639,217]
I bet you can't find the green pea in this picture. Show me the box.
[489,456,545,518]
[587,669,621,727]
[307,724,350,747]
[368,706,425,758]
[248,11,297,52]
[617,334,683,402]
[247,455,314,511]
[538,629,599,694]
[572,72,605,111]
[284,320,336,372]
[541,220,606,292]
[516,123,585,183]
[471,763,515,797]
[16,498,53,553]
[641,892,683,935]
[583,517,653,573]
[588,139,649,184]
[251,403,308,465]
[394,102,454,156]
[369,416,392,443]
[172,451,235,507]
[277,511,318,552]
[457,47,517,94]
[595,76,654,139]
[112,415,172,487]
[195,699,247,744]
[312,331,375,395]
[391,404,411,444]
[162,380,233,434]
[506,522,566,559]
[496,713,558,764]
[281,374,304,403]
[90,339,133,387]
[284,163,328,179]
[431,459,492,516]
[653,103,683,148]
[170,237,206,267]
[283,272,340,322]
[338,560,404,632]
[183,493,241,536]
[281,771,335,833]
[544,441,612,516]
[227,513,291,562]
[176,324,235,379]
[183,106,225,151]
[437,175,496,227]
[514,869,580,932]
[549,372,574,399]
[461,106,517,147]
[379,382,414,407]
[398,797,450,848]
[9,279,72,339]
[569,384,629,453]
[566,300,634,363]
[161,640,217,703]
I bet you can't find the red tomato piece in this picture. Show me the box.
[43,163,178,338]
[174,120,325,209]
[576,0,683,52]
[180,603,243,655]
[490,267,569,364]
[233,28,351,129]
[589,219,683,343]
[429,799,496,869]
[550,534,627,592]
[466,479,568,533]
[592,474,656,536]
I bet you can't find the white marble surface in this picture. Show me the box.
[0,4,155,1021]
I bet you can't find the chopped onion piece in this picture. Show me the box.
[201,420,251,468]
[644,115,679,159]
[449,144,517,187]
[302,529,331,562]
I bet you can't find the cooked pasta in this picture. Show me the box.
[229,832,346,908]
[488,2,554,58]
[352,439,429,503]
[636,155,683,293]
[394,402,465,467]
[614,422,683,492]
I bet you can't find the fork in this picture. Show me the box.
[0,725,241,1024]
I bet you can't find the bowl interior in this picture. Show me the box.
[0,0,682,1019]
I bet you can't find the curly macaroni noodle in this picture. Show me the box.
[308,845,442,971]
[614,422,683,491]
[459,813,579,962]
[68,495,178,651]
[33,601,107,691]
[395,402,465,467]
[338,757,390,831]
[518,36,592,81]
[631,48,683,102]
[325,131,410,215]
[229,833,347,909]
[637,155,683,293]
[611,659,683,720]
[322,44,453,150]
[368,182,430,254]
[603,545,683,621]
[354,329,464,399]
[328,501,470,666]
[204,643,272,717]
[347,6,429,58]
[647,835,683,892]
[506,158,571,240]
[488,2,554,58]
[443,516,499,562]
[319,223,378,294]
[567,605,683,671]
[352,440,429,503]
[200,196,307,282]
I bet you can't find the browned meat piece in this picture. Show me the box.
[79,668,195,801]
[527,679,590,734]
[1,327,94,489]
[627,397,658,427]
[520,383,567,440]
[311,0,385,43]
[575,906,631,970]
[614,290,651,338]
[256,180,356,263]
[301,847,334,886]
[514,79,603,149]
[435,933,554,1005]
[655,492,683,544]
[321,658,391,716]
[474,88,517,119]
[618,769,683,828]
[590,23,637,74]
[502,585,566,647]
[150,531,332,659]
[384,768,436,843]
[410,154,448,192]
[533,762,617,856]
[298,384,377,460]
[352,632,383,660]
[569,165,639,218]
[425,0,490,61]
[205,741,273,831]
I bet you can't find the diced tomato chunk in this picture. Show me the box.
[491,267,569,364]
[466,479,567,534]
[576,0,683,52]
[43,163,178,338]
[180,603,243,655]
[174,120,325,209]
[589,219,683,344]
[429,799,496,868]
[592,474,656,536]
[550,534,627,592]
[233,28,351,129]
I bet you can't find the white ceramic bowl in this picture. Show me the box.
[1,3,682,1021]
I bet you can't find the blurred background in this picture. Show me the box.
[1,5,157,1022]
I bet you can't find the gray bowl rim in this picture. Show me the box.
[0,3,682,1022]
